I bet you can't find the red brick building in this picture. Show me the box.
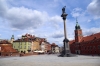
[0,40,17,56]
[69,21,100,55]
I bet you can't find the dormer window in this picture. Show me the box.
[94,37,96,39]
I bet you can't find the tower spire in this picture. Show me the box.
[75,18,83,42]
[76,17,78,23]
[11,35,14,39]
[76,17,78,26]
[11,34,14,44]
[75,18,81,30]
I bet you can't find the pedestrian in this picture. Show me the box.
[10,53,12,56]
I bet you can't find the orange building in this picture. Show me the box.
[69,21,100,55]
[0,40,17,56]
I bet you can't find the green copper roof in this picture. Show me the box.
[75,18,81,30]
[11,35,14,39]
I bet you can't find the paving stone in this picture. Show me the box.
[0,54,100,66]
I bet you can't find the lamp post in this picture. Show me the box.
[60,6,71,57]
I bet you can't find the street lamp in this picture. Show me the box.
[60,6,71,57]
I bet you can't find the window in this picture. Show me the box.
[28,46,30,49]
[93,46,95,49]
[21,42,22,45]
[18,46,19,48]
[88,47,90,50]
[85,47,86,50]
[25,42,26,45]
[94,37,96,39]
[24,46,26,49]
[98,45,100,49]
[20,46,22,49]
[90,46,92,49]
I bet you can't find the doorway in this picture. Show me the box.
[75,50,80,54]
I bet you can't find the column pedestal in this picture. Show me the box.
[59,38,71,57]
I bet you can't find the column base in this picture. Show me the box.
[58,50,77,57]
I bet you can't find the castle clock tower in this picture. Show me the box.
[11,35,14,44]
[75,19,83,42]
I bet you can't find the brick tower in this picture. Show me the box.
[75,19,83,42]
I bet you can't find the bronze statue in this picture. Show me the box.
[62,6,66,14]
[61,6,67,20]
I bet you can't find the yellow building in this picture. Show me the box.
[32,37,41,51]
[13,33,51,53]
[13,38,32,53]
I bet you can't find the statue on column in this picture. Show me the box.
[62,6,66,14]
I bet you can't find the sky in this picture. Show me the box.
[0,0,100,46]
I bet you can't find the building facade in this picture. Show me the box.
[32,37,41,51]
[13,39,32,53]
[0,40,17,56]
[51,43,60,54]
[45,42,51,53]
[69,21,100,55]
[41,42,46,52]
[13,34,34,53]
[13,33,59,54]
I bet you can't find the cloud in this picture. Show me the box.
[7,7,48,29]
[49,15,63,29]
[11,28,20,31]
[50,31,64,38]
[87,0,100,19]
[0,0,63,30]
[71,7,93,24]
[87,19,91,22]
[0,0,49,30]
[83,27,100,36]
[71,8,83,18]
[0,0,8,17]
[50,15,62,23]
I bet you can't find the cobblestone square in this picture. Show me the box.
[0,54,100,66]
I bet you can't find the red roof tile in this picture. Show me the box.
[69,40,75,44]
[81,32,100,42]
[0,40,11,44]
[0,45,17,53]
[69,32,100,44]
